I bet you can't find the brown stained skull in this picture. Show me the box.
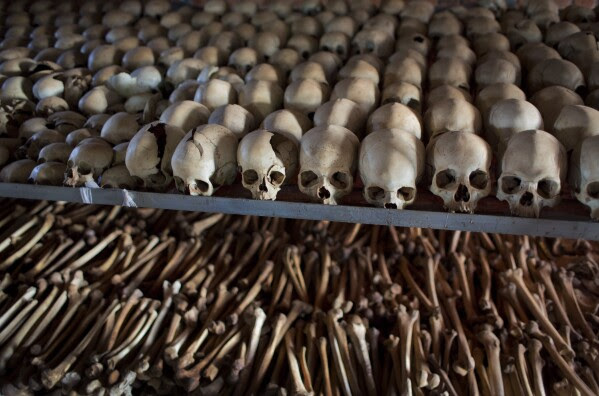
[64,140,114,187]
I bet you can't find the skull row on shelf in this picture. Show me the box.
[1,0,599,220]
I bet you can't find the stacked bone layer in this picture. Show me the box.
[1,0,599,219]
[0,200,597,394]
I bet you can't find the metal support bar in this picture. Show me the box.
[0,183,597,240]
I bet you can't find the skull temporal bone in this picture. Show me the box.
[360,128,425,209]
[427,131,493,213]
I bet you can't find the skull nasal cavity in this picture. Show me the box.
[259,182,268,192]
[318,186,331,199]
[384,203,397,209]
[520,191,534,206]
[454,184,470,202]
[588,182,599,199]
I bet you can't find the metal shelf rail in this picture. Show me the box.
[0,183,597,240]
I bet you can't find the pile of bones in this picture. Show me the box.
[0,199,597,395]
[1,0,599,218]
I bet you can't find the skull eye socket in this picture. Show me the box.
[78,162,92,175]
[587,182,599,198]
[501,176,521,194]
[243,169,259,185]
[406,99,421,111]
[269,170,285,186]
[367,186,385,201]
[435,169,457,189]
[537,178,559,199]
[196,180,210,193]
[398,187,415,202]
[469,170,489,190]
[330,171,350,189]
[413,35,424,43]
[300,170,319,188]
[336,45,345,55]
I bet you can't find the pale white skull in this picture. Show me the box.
[262,109,311,144]
[552,105,599,152]
[331,78,380,115]
[159,100,210,133]
[475,83,526,121]
[529,86,583,134]
[360,128,425,209]
[314,98,366,137]
[65,140,114,186]
[28,162,66,185]
[238,129,298,200]
[570,135,599,220]
[474,58,521,91]
[299,125,359,205]
[384,57,422,89]
[424,98,482,140]
[125,122,185,191]
[193,79,237,111]
[428,57,472,91]
[284,79,330,118]
[382,82,422,113]
[171,124,237,196]
[208,104,256,140]
[486,99,544,155]
[367,103,422,139]
[239,80,284,123]
[427,131,493,213]
[100,164,143,189]
[351,29,394,58]
[497,129,567,218]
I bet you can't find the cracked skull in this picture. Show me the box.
[427,131,493,213]
[171,124,238,196]
[238,129,298,200]
[497,129,567,218]
[360,128,425,209]
[299,125,359,205]
[125,122,185,191]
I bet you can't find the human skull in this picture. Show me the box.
[239,80,284,123]
[299,125,359,205]
[238,129,298,200]
[352,29,394,58]
[516,42,561,72]
[284,79,330,118]
[228,47,261,76]
[208,104,255,140]
[171,124,237,196]
[529,86,583,133]
[424,99,482,140]
[545,22,580,48]
[427,131,493,213]
[384,57,422,88]
[28,162,66,185]
[552,105,599,152]
[0,159,37,183]
[428,57,472,91]
[314,98,366,137]
[125,122,185,191]
[367,103,422,139]
[382,82,422,113]
[100,112,139,145]
[475,83,526,120]
[570,135,599,219]
[428,85,473,107]
[497,129,567,218]
[262,109,311,143]
[290,61,329,85]
[64,140,114,186]
[159,101,210,132]
[17,129,65,160]
[486,99,544,155]
[193,79,237,111]
[360,128,425,209]
[330,78,380,115]
[99,164,143,189]
[505,19,542,50]
[527,58,586,95]
[474,58,521,91]
[319,32,350,59]
[38,142,72,164]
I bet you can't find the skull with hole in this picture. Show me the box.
[570,135,599,219]
[238,129,298,200]
[314,98,366,137]
[486,99,544,155]
[299,125,359,205]
[497,129,566,218]
[367,102,422,139]
[0,159,36,183]
[125,122,185,191]
[28,162,66,185]
[100,164,143,189]
[424,98,482,140]
[64,140,114,186]
[427,131,493,213]
[552,105,599,152]
[171,124,237,196]
[360,128,425,209]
